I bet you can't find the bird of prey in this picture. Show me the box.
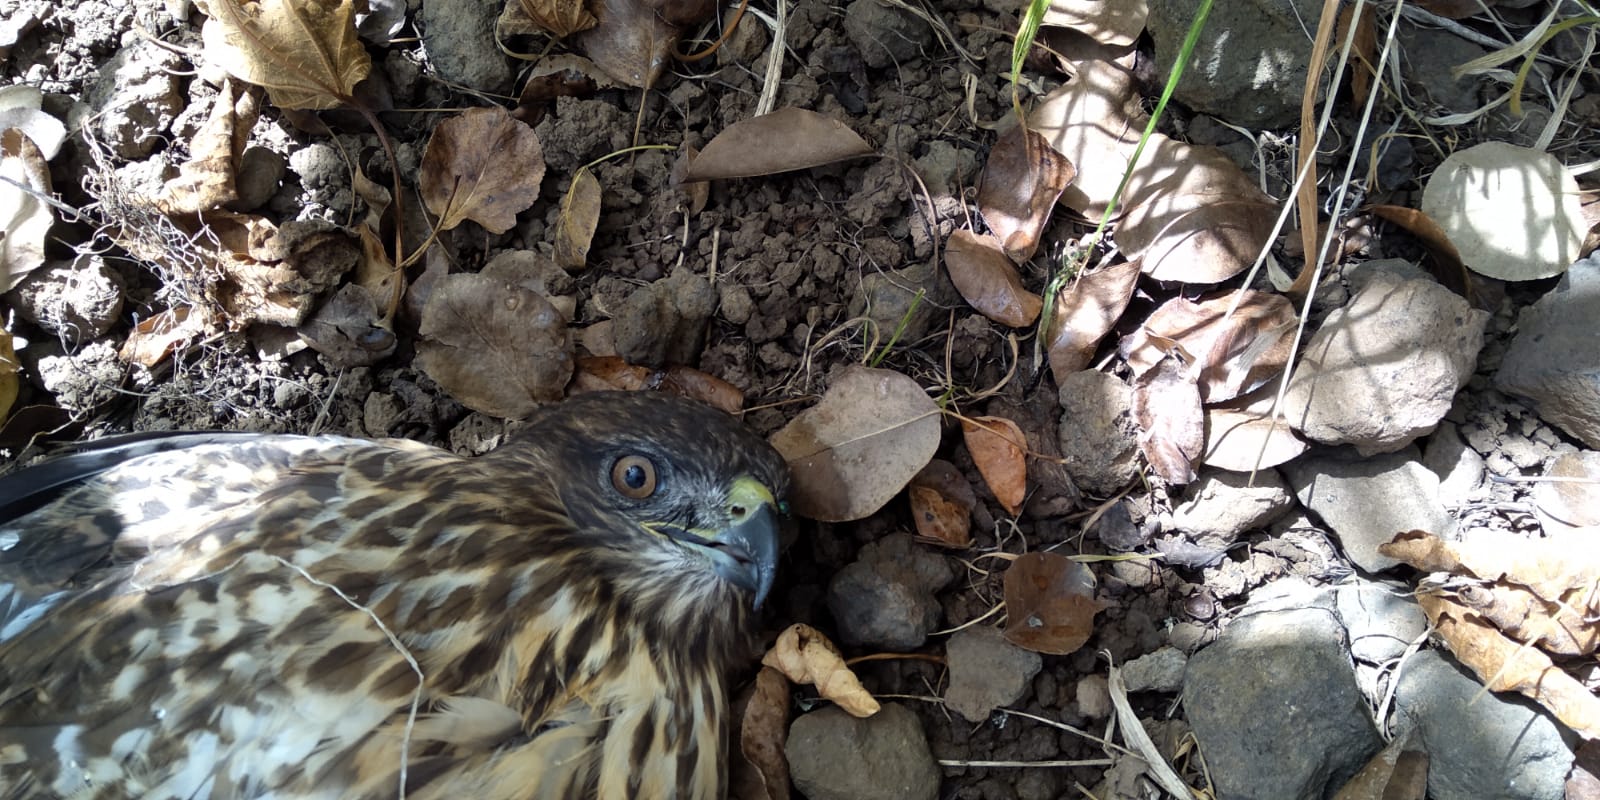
[0,391,788,800]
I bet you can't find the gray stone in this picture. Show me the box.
[1498,255,1600,448]
[1283,269,1488,454]
[5,255,124,344]
[827,532,954,649]
[1401,25,1490,115]
[1184,607,1382,800]
[85,40,184,159]
[1424,421,1487,510]
[787,704,940,800]
[1168,468,1295,551]
[1281,446,1451,572]
[1121,646,1187,693]
[842,0,933,69]
[418,0,511,94]
[1393,650,1573,800]
[943,626,1041,722]
[1146,0,1326,129]
[1332,581,1428,666]
[612,268,715,368]
[1057,370,1139,496]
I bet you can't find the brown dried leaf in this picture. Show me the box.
[1,128,52,293]
[732,667,791,800]
[1042,0,1147,46]
[1122,290,1297,403]
[554,167,601,269]
[1045,258,1140,383]
[908,484,971,549]
[768,366,940,522]
[1002,552,1104,655]
[415,272,574,418]
[977,124,1075,263]
[420,106,546,234]
[570,0,676,88]
[1202,402,1309,472]
[0,327,16,423]
[1367,204,1469,289]
[503,0,597,38]
[671,144,709,217]
[1417,592,1600,739]
[684,108,875,181]
[945,231,1043,327]
[961,416,1026,516]
[196,0,371,110]
[570,355,744,413]
[1132,354,1203,485]
[119,307,204,368]
[156,80,260,214]
[761,624,880,718]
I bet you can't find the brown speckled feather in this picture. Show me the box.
[0,392,788,800]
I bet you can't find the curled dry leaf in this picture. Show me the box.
[945,231,1043,327]
[1132,353,1203,485]
[1042,0,1148,46]
[1122,290,1297,403]
[415,272,574,418]
[498,0,598,39]
[1414,591,1600,739]
[977,123,1075,263]
[761,624,880,718]
[0,128,52,293]
[570,0,677,88]
[1045,258,1140,384]
[0,85,67,159]
[120,307,204,368]
[907,459,976,549]
[684,108,875,181]
[1202,404,1308,472]
[420,106,546,234]
[1421,141,1586,281]
[157,80,260,215]
[1002,552,1104,655]
[196,0,371,110]
[961,415,1027,516]
[768,366,940,522]
[554,167,601,269]
[732,666,791,800]
[570,355,744,414]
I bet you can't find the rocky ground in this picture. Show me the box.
[3,0,1600,798]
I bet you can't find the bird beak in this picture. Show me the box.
[709,476,781,609]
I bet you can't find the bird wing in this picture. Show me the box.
[0,434,510,799]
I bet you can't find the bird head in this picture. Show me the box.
[498,391,791,610]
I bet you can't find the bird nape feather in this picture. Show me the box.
[0,391,789,800]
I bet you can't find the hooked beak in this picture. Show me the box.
[683,476,781,608]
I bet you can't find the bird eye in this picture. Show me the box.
[610,455,657,499]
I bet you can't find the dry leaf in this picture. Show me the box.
[415,272,574,418]
[119,307,204,368]
[732,667,792,800]
[1132,354,1203,485]
[1415,592,1600,739]
[961,416,1026,516]
[1042,0,1147,47]
[1421,141,1586,281]
[1202,404,1308,472]
[502,0,597,38]
[570,355,744,413]
[908,484,971,549]
[157,80,260,214]
[945,231,1043,327]
[977,123,1075,263]
[1333,738,1429,800]
[0,327,16,424]
[1045,258,1140,383]
[570,0,677,88]
[420,106,546,234]
[761,624,880,718]
[671,144,708,216]
[684,108,875,181]
[196,0,371,110]
[1122,291,1297,403]
[299,283,396,368]
[554,167,601,269]
[0,85,66,160]
[768,366,941,522]
[1368,205,1469,288]
[0,128,52,293]
[1002,552,1103,655]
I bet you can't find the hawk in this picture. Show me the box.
[0,391,788,800]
